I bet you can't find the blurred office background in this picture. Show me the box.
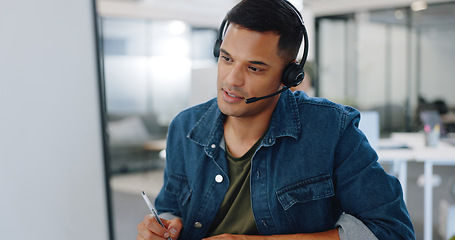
[2,0,455,240]
[98,0,455,240]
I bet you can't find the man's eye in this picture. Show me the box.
[221,56,232,62]
[249,66,260,72]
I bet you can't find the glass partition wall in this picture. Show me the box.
[102,18,217,174]
[315,2,455,136]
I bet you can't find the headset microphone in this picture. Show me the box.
[245,86,290,104]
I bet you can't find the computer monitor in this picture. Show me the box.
[359,111,380,150]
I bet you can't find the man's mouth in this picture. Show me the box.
[223,89,245,102]
[226,91,240,98]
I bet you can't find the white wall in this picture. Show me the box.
[0,1,110,240]
[307,0,454,17]
[190,66,218,107]
[97,0,235,28]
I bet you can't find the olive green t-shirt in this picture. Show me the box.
[207,138,262,237]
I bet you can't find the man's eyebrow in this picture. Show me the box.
[220,48,231,57]
[249,60,269,67]
[220,48,270,67]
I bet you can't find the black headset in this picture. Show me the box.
[213,0,309,92]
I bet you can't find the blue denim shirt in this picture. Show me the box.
[155,90,415,240]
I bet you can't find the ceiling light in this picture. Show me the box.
[168,20,186,35]
[411,1,428,12]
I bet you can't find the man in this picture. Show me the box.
[137,0,415,239]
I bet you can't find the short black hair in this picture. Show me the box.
[226,0,304,62]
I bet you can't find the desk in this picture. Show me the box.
[143,139,167,152]
[377,133,455,240]
[143,139,167,167]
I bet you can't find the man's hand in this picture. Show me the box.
[137,214,183,240]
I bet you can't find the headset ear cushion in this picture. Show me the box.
[282,62,305,87]
[213,39,222,58]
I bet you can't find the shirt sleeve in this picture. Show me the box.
[332,108,415,238]
[336,213,378,240]
[159,212,182,221]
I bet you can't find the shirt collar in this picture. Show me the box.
[263,89,301,146]
[187,89,301,148]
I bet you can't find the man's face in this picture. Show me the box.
[216,24,286,119]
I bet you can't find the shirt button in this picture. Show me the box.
[194,221,203,229]
[215,174,223,183]
[211,144,216,149]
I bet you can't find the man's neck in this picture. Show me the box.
[223,111,273,158]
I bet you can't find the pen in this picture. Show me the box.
[141,191,172,240]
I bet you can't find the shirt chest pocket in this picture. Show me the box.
[276,174,335,211]
[164,173,192,207]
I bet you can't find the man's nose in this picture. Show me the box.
[225,63,245,87]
